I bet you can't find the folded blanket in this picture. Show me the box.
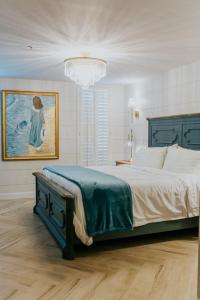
[44,166,134,236]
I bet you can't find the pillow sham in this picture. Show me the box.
[134,146,167,169]
[163,147,200,173]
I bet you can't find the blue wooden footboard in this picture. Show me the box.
[33,172,76,259]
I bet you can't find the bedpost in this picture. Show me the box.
[62,190,75,260]
[33,175,38,214]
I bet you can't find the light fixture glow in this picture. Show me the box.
[64,57,107,89]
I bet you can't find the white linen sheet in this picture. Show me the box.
[43,165,200,246]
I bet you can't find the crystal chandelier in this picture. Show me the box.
[64,57,107,89]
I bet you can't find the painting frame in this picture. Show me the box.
[2,90,59,161]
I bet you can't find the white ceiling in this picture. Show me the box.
[1,0,200,84]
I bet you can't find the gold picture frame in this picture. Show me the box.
[2,90,59,161]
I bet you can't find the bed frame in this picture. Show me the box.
[33,113,200,259]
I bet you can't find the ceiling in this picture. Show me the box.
[1,0,200,84]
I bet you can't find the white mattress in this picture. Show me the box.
[43,165,200,246]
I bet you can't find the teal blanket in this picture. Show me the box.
[44,166,134,236]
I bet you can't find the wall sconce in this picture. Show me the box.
[133,109,140,119]
[128,98,140,120]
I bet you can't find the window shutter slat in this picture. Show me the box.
[79,88,109,166]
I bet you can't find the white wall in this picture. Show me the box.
[125,60,200,154]
[0,78,126,199]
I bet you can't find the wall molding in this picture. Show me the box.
[0,191,34,200]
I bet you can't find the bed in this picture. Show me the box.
[33,113,200,259]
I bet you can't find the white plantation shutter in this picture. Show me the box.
[79,88,109,166]
[95,89,109,165]
[79,88,95,166]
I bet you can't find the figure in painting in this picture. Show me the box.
[29,96,45,150]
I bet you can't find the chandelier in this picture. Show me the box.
[64,57,107,89]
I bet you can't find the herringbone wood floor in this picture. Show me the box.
[0,198,198,300]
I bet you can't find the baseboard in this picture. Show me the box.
[0,191,34,200]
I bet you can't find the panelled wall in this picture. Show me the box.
[0,78,126,199]
[125,59,200,155]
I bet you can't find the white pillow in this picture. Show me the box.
[163,147,200,173]
[134,147,167,169]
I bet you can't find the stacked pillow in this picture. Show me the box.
[134,146,167,169]
[134,144,200,174]
[163,146,200,174]
[134,144,177,169]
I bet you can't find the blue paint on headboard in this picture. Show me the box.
[148,113,200,150]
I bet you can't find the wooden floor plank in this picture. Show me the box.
[0,198,198,300]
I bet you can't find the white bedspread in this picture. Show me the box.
[43,165,200,246]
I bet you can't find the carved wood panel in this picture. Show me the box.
[151,125,181,146]
[183,124,200,149]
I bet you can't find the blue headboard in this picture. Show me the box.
[148,113,200,150]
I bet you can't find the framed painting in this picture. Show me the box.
[1,90,59,161]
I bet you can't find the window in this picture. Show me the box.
[78,88,109,166]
